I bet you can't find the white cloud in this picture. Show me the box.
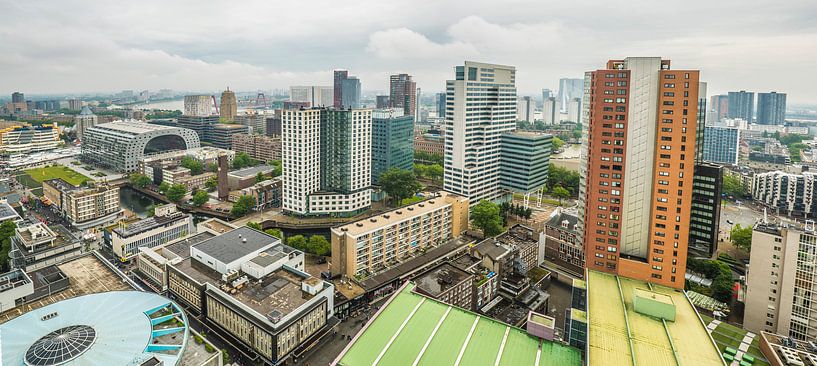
[367,28,477,59]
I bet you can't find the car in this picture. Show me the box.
[726,220,734,225]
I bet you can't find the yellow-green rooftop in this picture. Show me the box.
[335,283,581,366]
[586,270,725,366]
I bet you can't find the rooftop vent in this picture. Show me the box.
[370,218,377,223]
[429,201,435,204]
[242,238,247,243]
[419,204,425,207]
[407,207,414,211]
[356,223,363,227]
[396,211,402,215]
[383,214,390,219]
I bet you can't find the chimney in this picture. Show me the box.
[217,154,229,200]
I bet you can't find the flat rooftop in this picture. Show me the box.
[413,263,471,297]
[0,255,133,324]
[198,218,235,235]
[193,226,279,264]
[333,192,461,237]
[173,258,314,320]
[229,165,275,178]
[113,211,189,238]
[586,270,725,366]
[361,238,467,290]
[335,283,581,366]
[0,201,21,221]
[162,232,215,259]
[92,120,182,135]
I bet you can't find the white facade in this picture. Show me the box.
[112,205,195,259]
[282,109,371,216]
[542,97,558,125]
[443,61,517,203]
[0,126,60,154]
[289,86,333,107]
[517,96,535,123]
[566,98,582,123]
[184,95,213,117]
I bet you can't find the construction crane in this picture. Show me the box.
[211,95,220,114]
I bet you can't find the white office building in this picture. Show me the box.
[289,86,333,107]
[183,95,213,117]
[443,61,517,203]
[566,97,582,123]
[282,108,372,216]
[517,96,535,123]
[543,97,558,125]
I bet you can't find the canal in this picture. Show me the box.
[119,186,216,224]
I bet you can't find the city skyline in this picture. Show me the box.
[2,1,816,102]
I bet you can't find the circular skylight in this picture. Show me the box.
[24,325,97,366]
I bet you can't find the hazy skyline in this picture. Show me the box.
[2,0,816,102]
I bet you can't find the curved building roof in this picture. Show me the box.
[1,291,189,366]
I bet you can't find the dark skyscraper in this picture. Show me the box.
[688,162,723,258]
[389,73,416,116]
[11,92,24,103]
[727,90,754,121]
[341,77,361,108]
[333,70,348,108]
[436,92,446,118]
[709,95,729,123]
[376,95,390,108]
[757,92,787,125]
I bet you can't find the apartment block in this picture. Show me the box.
[111,204,194,260]
[231,133,282,163]
[389,74,416,117]
[282,108,372,217]
[757,92,787,125]
[544,209,583,275]
[330,192,469,278]
[745,222,817,341]
[443,61,517,203]
[43,179,122,230]
[753,171,817,217]
[579,57,699,289]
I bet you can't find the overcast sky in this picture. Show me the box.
[2,0,816,103]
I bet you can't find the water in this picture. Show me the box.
[119,186,162,218]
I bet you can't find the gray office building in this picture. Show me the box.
[702,126,740,165]
[436,92,446,118]
[340,77,361,109]
[499,131,552,193]
[728,90,754,122]
[757,92,787,125]
[689,162,723,258]
[371,109,414,185]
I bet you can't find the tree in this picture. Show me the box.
[230,195,255,217]
[426,164,443,182]
[247,222,263,231]
[129,173,151,188]
[181,156,204,175]
[471,200,504,237]
[265,228,283,239]
[730,224,753,251]
[256,172,267,184]
[308,235,331,256]
[205,176,218,192]
[147,205,156,217]
[551,185,570,205]
[166,184,187,202]
[158,182,170,195]
[269,160,282,177]
[547,164,580,196]
[232,152,257,169]
[192,190,209,206]
[414,151,443,165]
[207,162,219,173]
[0,220,17,271]
[552,136,565,151]
[287,235,307,250]
[378,168,423,206]
[722,175,746,197]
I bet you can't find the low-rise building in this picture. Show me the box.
[412,262,474,310]
[759,331,817,366]
[413,133,444,155]
[43,179,121,229]
[0,124,60,154]
[544,209,583,275]
[208,123,249,149]
[228,165,277,190]
[0,269,33,313]
[167,226,334,365]
[111,204,194,260]
[232,133,281,163]
[330,192,469,278]
[9,222,82,272]
[228,178,281,210]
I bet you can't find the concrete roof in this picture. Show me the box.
[332,192,462,237]
[335,282,581,366]
[413,263,472,297]
[193,227,279,264]
[586,270,725,366]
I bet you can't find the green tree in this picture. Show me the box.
[308,235,331,256]
[158,182,170,195]
[471,200,504,237]
[230,195,255,217]
[246,222,263,231]
[207,162,219,173]
[287,235,307,250]
[722,174,746,197]
[232,152,257,169]
[547,164,580,196]
[192,190,209,206]
[205,176,218,192]
[129,173,152,188]
[0,220,18,271]
[147,205,156,217]
[265,228,283,239]
[256,172,267,183]
[414,151,443,165]
[551,185,570,205]
[730,224,753,251]
[552,136,565,151]
[269,160,282,177]
[180,156,204,175]
[378,168,423,206]
[166,184,187,202]
[426,164,443,182]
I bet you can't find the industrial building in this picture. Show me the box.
[331,192,469,277]
[81,120,200,172]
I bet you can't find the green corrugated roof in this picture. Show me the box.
[337,283,581,366]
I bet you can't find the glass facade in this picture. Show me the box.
[371,112,414,184]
